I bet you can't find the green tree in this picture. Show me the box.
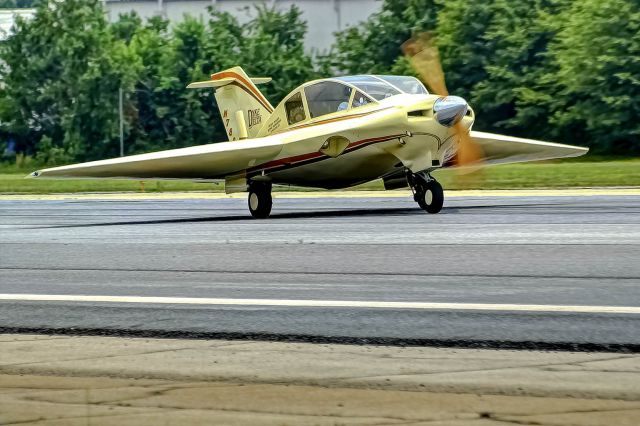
[0,2,318,162]
[123,5,317,154]
[440,0,572,139]
[435,0,495,100]
[328,0,440,75]
[124,16,177,153]
[330,0,637,153]
[238,4,317,101]
[156,15,218,149]
[110,11,143,44]
[549,0,640,154]
[0,0,139,163]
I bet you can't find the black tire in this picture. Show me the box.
[416,179,444,214]
[248,182,272,219]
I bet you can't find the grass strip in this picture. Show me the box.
[0,159,638,194]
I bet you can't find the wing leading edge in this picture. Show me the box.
[470,131,588,165]
[29,130,589,183]
[29,137,284,181]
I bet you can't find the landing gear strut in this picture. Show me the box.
[408,172,444,214]
[248,180,272,219]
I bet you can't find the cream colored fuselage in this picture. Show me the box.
[253,94,473,189]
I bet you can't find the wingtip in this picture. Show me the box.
[576,146,590,157]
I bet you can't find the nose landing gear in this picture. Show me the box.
[408,172,444,214]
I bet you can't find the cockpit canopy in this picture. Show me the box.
[334,75,428,100]
[275,75,429,130]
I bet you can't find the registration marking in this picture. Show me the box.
[1,294,639,314]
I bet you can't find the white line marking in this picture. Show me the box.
[1,294,639,314]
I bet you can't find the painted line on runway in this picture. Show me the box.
[1,294,639,314]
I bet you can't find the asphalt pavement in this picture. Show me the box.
[1,191,639,349]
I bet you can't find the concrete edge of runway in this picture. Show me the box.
[2,333,640,401]
[1,187,640,200]
[3,333,640,424]
[3,327,639,354]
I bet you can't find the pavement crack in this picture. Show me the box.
[127,403,414,423]
[483,416,545,425]
[2,265,639,280]
[338,356,627,382]
[2,410,168,426]
[0,345,208,368]
[479,405,640,426]
[88,383,416,423]
[0,336,69,343]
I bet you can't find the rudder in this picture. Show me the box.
[188,66,273,141]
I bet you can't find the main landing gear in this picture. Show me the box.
[408,172,444,214]
[248,180,272,219]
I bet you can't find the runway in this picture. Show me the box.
[1,190,639,349]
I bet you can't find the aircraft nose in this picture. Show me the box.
[433,96,468,127]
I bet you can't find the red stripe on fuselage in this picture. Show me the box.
[247,133,404,175]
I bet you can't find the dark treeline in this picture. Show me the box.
[0,0,638,165]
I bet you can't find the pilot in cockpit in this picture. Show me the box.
[337,85,353,111]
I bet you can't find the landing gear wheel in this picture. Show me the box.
[414,178,444,214]
[248,181,272,219]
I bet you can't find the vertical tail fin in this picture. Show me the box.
[187,66,273,141]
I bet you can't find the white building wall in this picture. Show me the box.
[104,0,381,52]
[0,8,35,40]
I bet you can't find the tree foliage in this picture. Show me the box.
[0,0,637,163]
[329,0,440,75]
[0,0,139,163]
[0,1,317,162]
[549,0,640,154]
[328,0,639,155]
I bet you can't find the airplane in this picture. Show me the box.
[30,64,588,219]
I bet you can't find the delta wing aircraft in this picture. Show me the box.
[31,61,587,218]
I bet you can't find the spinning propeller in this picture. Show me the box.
[401,33,483,170]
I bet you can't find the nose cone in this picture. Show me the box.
[434,96,468,127]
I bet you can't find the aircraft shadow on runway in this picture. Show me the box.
[30,203,555,229]
[32,207,421,229]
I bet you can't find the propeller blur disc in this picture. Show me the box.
[403,33,484,176]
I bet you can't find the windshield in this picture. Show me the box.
[375,75,428,95]
[334,76,401,101]
[334,75,428,100]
